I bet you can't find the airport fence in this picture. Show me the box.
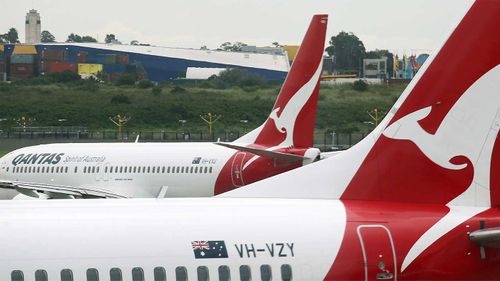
[0,128,369,152]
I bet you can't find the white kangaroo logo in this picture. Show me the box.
[268,61,323,147]
[383,65,500,271]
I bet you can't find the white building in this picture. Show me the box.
[25,9,41,44]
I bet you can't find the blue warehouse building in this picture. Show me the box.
[0,43,290,82]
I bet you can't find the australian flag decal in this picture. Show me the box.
[191,240,228,259]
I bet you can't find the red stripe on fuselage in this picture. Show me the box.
[324,201,500,280]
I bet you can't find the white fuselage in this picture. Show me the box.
[0,198,345,281]
[0,142,235,198]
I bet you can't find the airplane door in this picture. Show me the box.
[231,152,246,187]
[357,225,397,281]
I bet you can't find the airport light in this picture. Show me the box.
[109,114,131,139]
[16,116,35,132]
[200,113,221,136]
[367,108,386,127]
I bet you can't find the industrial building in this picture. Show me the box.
[0,43,290,82]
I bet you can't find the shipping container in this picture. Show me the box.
[11,54,36,64]
[76,51,88,63]
[46,62,77,73]
[78,63,103,75]
[12,45,37,55]
[87,54,116,65]
[116,54,129,65]
[103,64,126,73]
[41,49,67,62]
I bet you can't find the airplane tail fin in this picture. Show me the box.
[222,0,500,208]
[235,15,327,148]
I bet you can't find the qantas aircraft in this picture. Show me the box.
[0,1,500,280]
[0,14,328,199]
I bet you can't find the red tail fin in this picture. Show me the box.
[223,1,500,207]
[340,0,500,207]
[237,15,327,148]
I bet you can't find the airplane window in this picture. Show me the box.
[260,265,272,281]
[11,270,24,281]
[124,167,128,173]
[204,167,208,174]
[157,166,161,173]
[133,167,137,173]
[194,167,198,174]
[61,269,73,281]
[6,167,9,172]
[83,167,87,173]
[181,167,185,173]
[154,267,166,281]
[35,269,48,281]
[41,167,45,173]
[197,266,209,281]
[65,166,69,173]
[175,266,188,281]
[51,167,55,173]
[152,167,156,173]
[120,167,123,173]
[147,167,151,173]
[132,267,144,281]
[239,265,251,281]
[218,265,230,281]
[105,167,108,173]
[36,167,39,173]
[141,167,145,173]
[12,167,16,173]
[86,268,99,281]
[162,166,165,173]
[176,167,180,173]
[280,264,292,281]
[91,166,95,173]
[74,166,78,173]
[209,167,213,173]
[28,166,32,173]
[129,166,133,173]
[56,167,60,173]
[110,166,114,173]
[190,167,194,173]
[110,268,122,281]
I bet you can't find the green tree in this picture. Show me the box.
[41,30,56,43]
[365,49,394,77]
[219,41,247,52]
[105,34,118,44]
[3,28,20,43]
[81,36,97,43]
[66,33,82,42]
[66,34,96,43]
[325,31,366,74]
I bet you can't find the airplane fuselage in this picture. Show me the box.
[0,142,313,198]
[0,198,498,280]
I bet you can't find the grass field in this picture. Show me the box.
[0,79,407,133]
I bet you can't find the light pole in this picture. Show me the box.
[109,114,131,139]
[16,117,35,132]
[367,108,386,127]
[200,113,221,136]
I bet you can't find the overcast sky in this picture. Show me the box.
[1,0,474,55]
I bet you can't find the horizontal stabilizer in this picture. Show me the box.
[469,227,500,249]
[215,142,306,163]
[0,180,127,199]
